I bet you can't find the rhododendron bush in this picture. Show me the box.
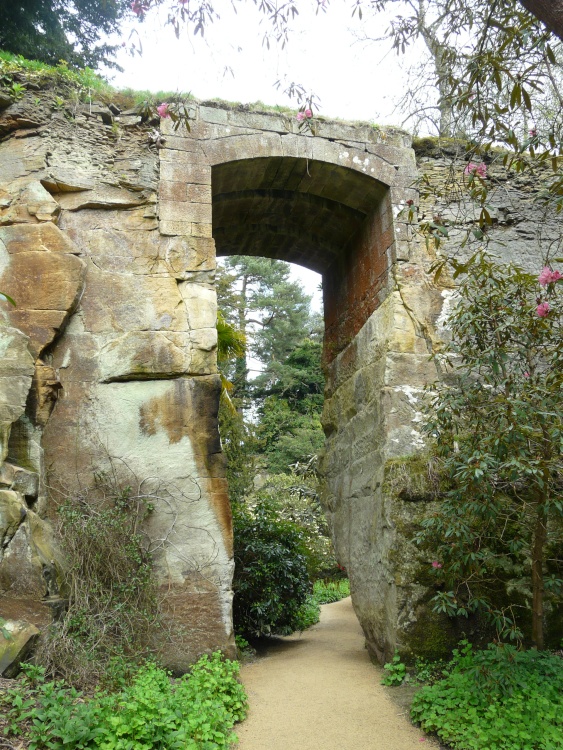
[420,253,562,649]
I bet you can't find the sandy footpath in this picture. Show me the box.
[235,597,439,750]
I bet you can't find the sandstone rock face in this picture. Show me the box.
[0,88,557,669]
[0,619,40,677]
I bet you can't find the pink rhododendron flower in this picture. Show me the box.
[529,127,537,137]
[539,266,562,286]
[431,561,442,569]
[524,371,530,378]
[157,103,170,119]
[536,302,551,317]
[296,112,305,122]
[464,162,487,178]
[304,108,312,118]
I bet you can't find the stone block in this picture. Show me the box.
[163,236,216,275]
[178,282,217,329]
[186,184,212,203]
[159,148,205,165]
[160,161,211,184]
[56,186,149,211]
[159,201,211,224]
[81,264,189,334]
[204,133,283,164]
[191,222,212,238]
[1,251,85,356]
[159,181,187,202]
[199,107,228,125]
[280,134,314,159]
[99,331,192,381]
[161,134,199,152]
[159,219,192,236]
[226,111,290,133]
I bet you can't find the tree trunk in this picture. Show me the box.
[519,0,563,41]
[531,499,547,649]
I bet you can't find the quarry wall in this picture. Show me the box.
[0,85,557,671]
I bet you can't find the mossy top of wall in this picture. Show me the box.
[0,50,410,143]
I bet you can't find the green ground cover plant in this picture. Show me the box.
[410,642,563,750]
[2,655,247,750]
[312,579,350,605]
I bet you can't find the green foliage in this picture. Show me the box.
[2,655,247,750]
[249,471,337,580]
[292,595,321,630]
[218,400,256,505]
[0,1,130,70]
[216,257,314,399]
[39,478,161,688]
[232,498,312,638]
[381,651,408,686]
[0,51,111,97]
[312,579,350,605]
[411,642,563,749]
[255,396,325,474]
[419,253,563,647]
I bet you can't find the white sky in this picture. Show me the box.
[108,1,417,124]
[106,1,425,310]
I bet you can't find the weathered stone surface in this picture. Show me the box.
[20,181,60,222]
[99,331,192,381]
[80,263,188,334]
[2,96,559,671]
[0,463,39,499]
[0,490,61,599]
[41,171,95,193]
[0,327,34,463]
[0,222,77,255]
[56,186,150,211]
[0,620,40,677]
[0,251,85,357]
[31,363,62,428]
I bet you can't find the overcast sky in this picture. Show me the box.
[107,1,425,309]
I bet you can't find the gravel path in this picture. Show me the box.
[236,597,439,750]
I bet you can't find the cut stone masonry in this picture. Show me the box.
[0,91,557,673]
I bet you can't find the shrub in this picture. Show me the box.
[411,642,563,749]
[293,595,321,630]
[232,499,312,637]
[38,476,162,688]
[2,655,247,750]
[247,471,338,580]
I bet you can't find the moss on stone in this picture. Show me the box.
[383,452,445,503]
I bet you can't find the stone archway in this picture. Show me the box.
[156,108,420,663]
[0,95,438,671]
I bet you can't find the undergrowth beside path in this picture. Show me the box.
[386,642,563,750]
[1,654,247,750]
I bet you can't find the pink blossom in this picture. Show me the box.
[304,108,313,118]
[524,371,530,378]
[539,266,562,286]
[536,302,551,317]
[464,162,487,178]
[157,103,170,119]
[431,561,442,569]
[296,112,305,122]
[131,0,146,16]
[529,127,537,137]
